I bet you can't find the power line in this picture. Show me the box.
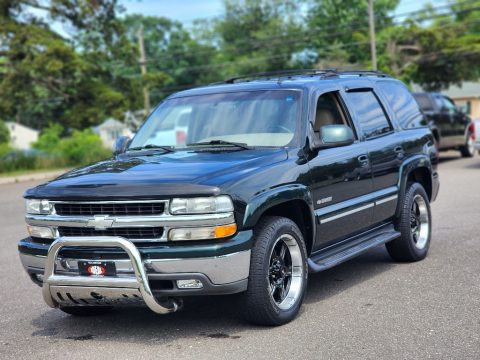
[114,2,479,68]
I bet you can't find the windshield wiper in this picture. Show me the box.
[187,140,252,150]
[127,144,175,153]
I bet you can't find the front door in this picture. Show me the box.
[308,90,373,251]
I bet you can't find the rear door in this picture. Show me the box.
[308,88,373,251]
[441,96,469,146]
[343,85,402,224]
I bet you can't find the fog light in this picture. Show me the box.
[35,274,44,283]
[27,225,54,239]
[176,279,203,289]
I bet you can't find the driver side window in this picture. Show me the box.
[313,92,354,137]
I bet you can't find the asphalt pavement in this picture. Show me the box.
[0,152,479,360]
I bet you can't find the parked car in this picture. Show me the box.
[413,92,475,157]
[19,70,439,326]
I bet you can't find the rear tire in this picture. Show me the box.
[460,131,475,157]
[242,216,308,326]
[387,183,431,262]
[59,306,113,316]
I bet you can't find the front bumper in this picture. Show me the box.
[19,232,252,312]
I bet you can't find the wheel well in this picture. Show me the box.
[261,200,314,255]
[407,167,432,200]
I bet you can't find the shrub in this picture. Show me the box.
[58,129,111,166]
[33,123,63,154]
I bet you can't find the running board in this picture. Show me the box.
[308,224,400,273]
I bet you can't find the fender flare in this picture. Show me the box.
[396,154,433,217]
[242,184,316,252]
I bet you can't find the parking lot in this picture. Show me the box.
[0,152,479,360]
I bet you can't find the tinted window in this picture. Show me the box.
[377,81,424,129]
[414,94,434,111]
[346,90,392,138]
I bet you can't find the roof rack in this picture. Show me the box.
[217,69,389,84]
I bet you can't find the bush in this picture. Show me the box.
[0,127,110,173]
[33,123,63,154]
[58,129,111,166]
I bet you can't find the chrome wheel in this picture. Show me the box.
[410,194,429,250]
[268,234,304,310]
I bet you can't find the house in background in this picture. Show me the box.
[6,122,39,150]
[441,82,480,120]
[93,118,133,149]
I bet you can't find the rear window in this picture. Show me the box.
[413,93,434,112]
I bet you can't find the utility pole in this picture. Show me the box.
[368,0,378,71]
[137,26,151,116]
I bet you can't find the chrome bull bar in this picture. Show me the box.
[42,236,181,314]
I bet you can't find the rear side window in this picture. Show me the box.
[345,90,392,139]
[414,94,434,112]
[378,81,424,129]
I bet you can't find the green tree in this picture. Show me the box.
[308,0,399,67]
[0,120,10,144]
[213,0,305,76]
[377,0,480,90]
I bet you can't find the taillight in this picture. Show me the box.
[468,122,475,140]
[176,130,186,145]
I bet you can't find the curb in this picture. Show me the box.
[0,169,69,185]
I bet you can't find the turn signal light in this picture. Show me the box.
[214,223,237,238]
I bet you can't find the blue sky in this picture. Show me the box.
[119,0,448,25]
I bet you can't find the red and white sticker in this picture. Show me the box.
[87,265,106,276]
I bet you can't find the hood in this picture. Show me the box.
[25,149,288,200]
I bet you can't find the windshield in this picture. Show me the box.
[129,90,301,150]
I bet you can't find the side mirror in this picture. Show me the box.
[311,124,355,150]
[114,136,131,156]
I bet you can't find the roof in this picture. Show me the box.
[97,118,126,129]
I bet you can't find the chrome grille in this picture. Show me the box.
[58,226,164,240]
[54,202,166,216]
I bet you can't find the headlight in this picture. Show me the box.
[169,196,234,214]
[27,225,55,239]
[169,223,237,241]
[25,199,52,214]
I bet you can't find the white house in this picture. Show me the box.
[6,122,39,150]
[93,118,133,149]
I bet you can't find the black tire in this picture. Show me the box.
[460,131,475,157]
[242,216,308,326]
[387,183,431,262]
[59,306,113,316]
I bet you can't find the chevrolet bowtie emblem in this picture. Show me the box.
[87,215,114,230]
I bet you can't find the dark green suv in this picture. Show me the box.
[19,70,439,326]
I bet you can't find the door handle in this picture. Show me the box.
[358,154,369,167]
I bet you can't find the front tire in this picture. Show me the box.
[387,183,431,262]
[242,216,308,326]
